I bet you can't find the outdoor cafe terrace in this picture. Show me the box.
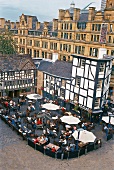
[0,94,114,160]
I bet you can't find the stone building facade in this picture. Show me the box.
[0,0,114,94]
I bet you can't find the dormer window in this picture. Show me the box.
[22,21,24,26]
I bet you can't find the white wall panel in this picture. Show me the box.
[84,98,87,106]
[72,66,76,77]
[96,90,101,97]
[90,66,96,78]
[80,89,87,97]
[65,90,70,100]
[44,80,46,87]
[87,97,92,108]
[89,80,94,89]
[91,61,97,65]
[80,78,84,88]
[77,68,83,77]
[98,74,104,78]
[84,79,88,89]
[74,87,79,93]
[89,69,94,80]
[72,79,75,85]
[58,88,60,96]
[86,60,90,64]
[70,92,74,100]
[88,89,94,97]
[79,96,83,105]
[44,74,46,79]
[66,83,70,90]
[71,85,73,92]
[84,65,89,78]
[73,58,78,66]
[57,82,59,86]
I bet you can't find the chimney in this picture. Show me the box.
[16,22,19,29]
[27,16,32,29]
[11,22,15,29]
[73,8,80,21]
[59,9,65,20]
[0,18,5,28]
[53,19,58,31]
[36,22,40,30]
[88,7,95,21]
[98,48,107,59]
[44,21,49,28]
[52,53,58,62]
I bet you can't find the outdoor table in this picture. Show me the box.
[44,143,60,151]
[36,137,47,145]
[78,142,89,148]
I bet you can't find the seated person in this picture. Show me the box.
[62,138,67,145]
[34,137,39,144]
[37,118,42,125]
[51,146,56,152]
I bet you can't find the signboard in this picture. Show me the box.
[100,24,108,44]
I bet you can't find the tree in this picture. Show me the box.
[0,31,17,55]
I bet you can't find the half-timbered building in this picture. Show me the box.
[0,55,36,97]
[35,49,113,115]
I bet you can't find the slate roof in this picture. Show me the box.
[36,59,53,71]
[38,60,72,79]
[0,54,36,72]
[78,13,89,22]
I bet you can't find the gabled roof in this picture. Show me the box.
[37,59,72,79]
[0,54,36,72]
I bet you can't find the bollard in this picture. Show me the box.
[61,153,64,160]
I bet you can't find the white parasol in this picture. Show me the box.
[60,115,81,125]
[27,94,42,100]
[72,130,96,143]
[41,103,60,110]
[102,116,114,125]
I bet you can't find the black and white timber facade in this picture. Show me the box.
[35,49,113,113]
[0,55,36,97]
[67,54,113,112]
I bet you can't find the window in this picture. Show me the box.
[70,23,72,30]
[76,77,80,86]
[20,39,22,44]
[69,33,72,39]
[109,36,112,43]
[90,48,98,57]
[23,39,25,45]
[97,80,102,88]
[34,41,40,47]
[81,59,85,67]
[22,21,24,26]
[111,50,114,56]
[110,24,113,32]
[30,40,32,46]
[61,80,66,87]
[94,98,100,108]
[60,89,65,98]
[99,63,104,72]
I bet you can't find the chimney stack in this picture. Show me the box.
[88,7,95,21]
[73,8,80,21]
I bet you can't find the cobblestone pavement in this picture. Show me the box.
[0,119,114,170]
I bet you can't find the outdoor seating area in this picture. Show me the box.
[1,95,113,160]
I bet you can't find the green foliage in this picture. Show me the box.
[74,104,79,111]
[5,88,9,96]
[0,31,17,55]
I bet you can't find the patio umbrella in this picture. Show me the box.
[27,94,42,100]
[60,115,81,125]
[41,103,60,111]
[72,130,96,143]
[102,116,114,125]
